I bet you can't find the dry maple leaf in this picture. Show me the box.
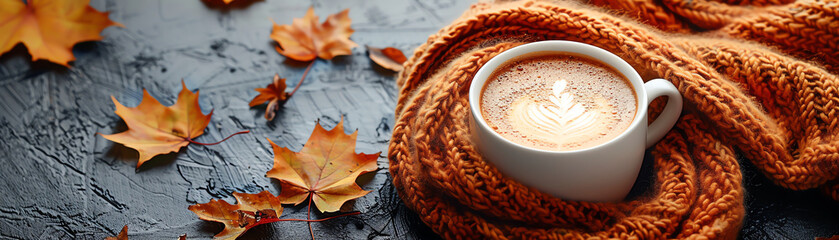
[189,191,283,240]
[105,225,185,239]
[104,225,128,240]
[99,81,212,167]
[0,0,122,66]
[270,7,357,62]
[266,118,379,212]
[248,74,289,121]
[367,46,407,72]
[99,81,248,168]
[201,0,259,8]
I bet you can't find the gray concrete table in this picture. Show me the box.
[0,0,837,239]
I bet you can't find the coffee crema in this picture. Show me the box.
[480,52,637,151]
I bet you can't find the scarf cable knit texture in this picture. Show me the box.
[388,0,839,239]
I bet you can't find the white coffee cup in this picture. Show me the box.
[468,41,683,202]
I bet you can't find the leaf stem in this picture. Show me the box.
[288,60,315,98]
[186,130,250,146]
[307,192,315,240]
[274,211,361,222]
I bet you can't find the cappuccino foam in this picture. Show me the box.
[480,53,636,151]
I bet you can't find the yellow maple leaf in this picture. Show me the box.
[266,118,379,212]
[270,7,357,62]
[98,81,213,168]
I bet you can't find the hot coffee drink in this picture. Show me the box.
[469,41,683,201]
[480,52,637,151]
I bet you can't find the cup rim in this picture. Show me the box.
[469,40,648,154]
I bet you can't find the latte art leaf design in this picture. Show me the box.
[510,79,611,147]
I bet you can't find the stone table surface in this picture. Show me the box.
[0,0,837,239]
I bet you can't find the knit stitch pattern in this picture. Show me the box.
[388,0,839,239]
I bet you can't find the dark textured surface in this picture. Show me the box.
[0,0,836,239]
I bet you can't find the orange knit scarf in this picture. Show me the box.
[388,0,839,239]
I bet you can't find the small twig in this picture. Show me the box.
[186,130,250,145]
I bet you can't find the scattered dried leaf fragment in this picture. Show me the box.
[266,118,379,212]
[270,7,357,61]
[189,191,283,240]
[0,0,122,66]
[367,46,407,72]
[249,74,289,121]
[104,225,128,240]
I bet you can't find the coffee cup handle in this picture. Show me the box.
[643,79,683,148]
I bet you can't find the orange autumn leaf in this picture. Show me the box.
[188,191,283,240]
[104,225,128,240]
[104,225,186,239]
[249,74,288,121]
[367,46,407,72]
[201,0,259,8]
[98,81,213,168]
[0,0,122,66]
[270,7,357,62]
[266,118,379,212]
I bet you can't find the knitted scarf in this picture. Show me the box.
[388,0,839,239]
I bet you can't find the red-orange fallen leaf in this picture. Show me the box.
[270,7,357,62]
[200,0,259,8]
[189,191,283,240]
[98,81,214,168]
[105,225,186,239]
[104,225,128,240]
[367,46,407,72]
[249,74,289,121]
[266,118,379,212]
[0,0,122,66]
